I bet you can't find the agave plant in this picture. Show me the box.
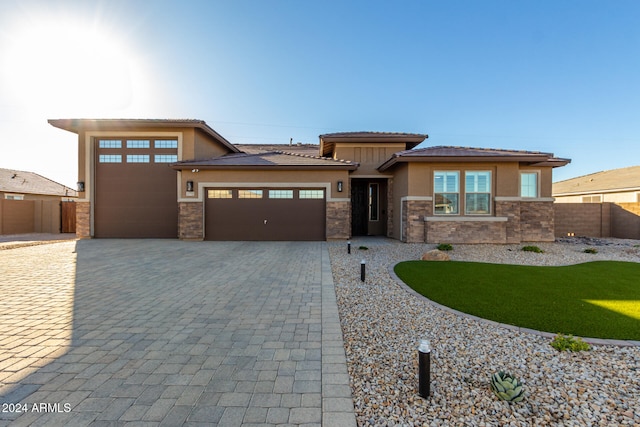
[490,371,525,402]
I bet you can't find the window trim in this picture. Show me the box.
[434,170,460,215]
[464,170,492,215]
[520,171,539,198]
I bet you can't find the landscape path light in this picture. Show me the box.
[347,241,351,254]
[418,338,431,398]
[360,260,366,282]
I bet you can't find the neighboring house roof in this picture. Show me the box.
[553,165,640,196]
[319,132,428,157]
[378,145,571,171]
[48,118,240,154]
[0,168,76,197]
[171,151,358,170]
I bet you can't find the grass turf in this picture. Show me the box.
[394,260,640,341]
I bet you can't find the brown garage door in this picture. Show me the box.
[95,138,178,238]
[205,188,325,241]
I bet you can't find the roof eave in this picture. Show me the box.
[170,163,358,171]
[48,118,240,153]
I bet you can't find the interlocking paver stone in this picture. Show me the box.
[0,240,356,425]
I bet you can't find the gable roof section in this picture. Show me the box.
[553,165,640,196]
[319,132,428,157]
[378,145,570,171]
[0,168,76,197]
[171,150,358,171]
[48,118,240,153]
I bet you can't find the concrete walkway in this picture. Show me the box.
[0,240,356,426]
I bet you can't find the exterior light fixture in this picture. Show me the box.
[337,181,343,192]
[347,241,351,254]
[360,260,366,282]
[77,181,85,192]
[418,339,431,398]
[186,180,194,192]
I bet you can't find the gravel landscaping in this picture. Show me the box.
[329,238,640,426]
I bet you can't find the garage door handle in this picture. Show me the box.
[264,219,267,225]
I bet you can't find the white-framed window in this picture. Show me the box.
[4,194,24,200]
[208,189,233,199]
[520,172,538,198]
[154,154,178,163]
[99,154,122,163]
[434,171,459,215]
[299,189,324,199]
[127,154,150,163]
[238,189,263,199]
[126,140,150,148]
[154,140,178,149]
[465,171,491,214]
[268,190,293,199]
[98,139,122,148]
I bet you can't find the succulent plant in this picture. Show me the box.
[490,371,525,402]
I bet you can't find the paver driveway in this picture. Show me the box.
[0,240,355,426]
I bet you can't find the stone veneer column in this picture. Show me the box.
[495,199,521,243]
[178,202,204,240]
[520,200,555,242]
[386,178,394,238]
[326,201,350,239]
[402,199,430,243]
[75,201,91,238]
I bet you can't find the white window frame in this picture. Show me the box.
[4,193,24,200]
[465,171,492,215]
[434,171,460,215]
[520,172,539,198]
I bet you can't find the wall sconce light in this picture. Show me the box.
[186,180,194,192]
[337,180,343,192]
[77,181,85,192]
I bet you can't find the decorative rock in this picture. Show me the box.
[421,249,450,261]
[329,238,640,426]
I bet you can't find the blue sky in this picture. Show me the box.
[1,0,639,187]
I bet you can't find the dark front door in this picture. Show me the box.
[351,181,368,236]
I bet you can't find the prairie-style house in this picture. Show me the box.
[49,118,570,243]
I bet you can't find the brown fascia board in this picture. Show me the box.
[48,118,240,153]
[319,132,428,157]
[170,163,358,171]
[378,153,559,172]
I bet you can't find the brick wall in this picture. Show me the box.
[612,203,640,239]
[326,201,350,239]
[76,202,91,238]
[554,203,610,238]
[178,202,204,240]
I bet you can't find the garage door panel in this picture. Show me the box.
[95,139,178,238]
[205,188,325,241]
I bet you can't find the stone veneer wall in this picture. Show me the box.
[495,200,521,243]
[425,219,507,244]
[75,201,91,238]
[178,202,204,240]
[402,199,431,242]
[386,178,394,238]
[326,201,350,239]
[520,200,555,242]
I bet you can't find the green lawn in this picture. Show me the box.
[394,260,640,341]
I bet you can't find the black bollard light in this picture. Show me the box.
[360,260,366,282]
[418,339,431,398]
[347,241,351,254]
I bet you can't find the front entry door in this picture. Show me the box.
[351,181,368,236]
